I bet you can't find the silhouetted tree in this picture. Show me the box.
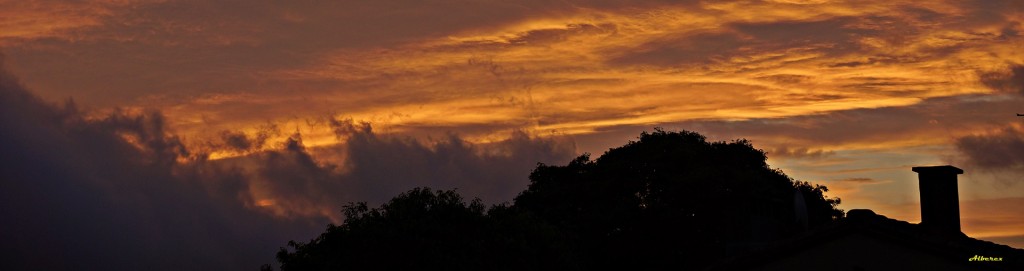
[272,129,841,270]
[794,180,843,227]
[274,188,577,271]
[275,188,488,270]
[513,129,842,269]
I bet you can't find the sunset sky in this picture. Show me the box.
[2,0,1023,269]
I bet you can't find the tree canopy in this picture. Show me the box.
[272,129,842,270]
[274,188,575,271]
[514,129,842,268]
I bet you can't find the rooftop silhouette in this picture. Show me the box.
[713,165,1024,270]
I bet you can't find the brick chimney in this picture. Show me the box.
[911,165,963,233]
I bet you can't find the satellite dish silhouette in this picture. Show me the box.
[794,189,809,231]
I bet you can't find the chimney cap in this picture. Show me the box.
[846,209,877,221]
[912,165,963,175]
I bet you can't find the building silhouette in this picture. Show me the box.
[713,165,1024,270]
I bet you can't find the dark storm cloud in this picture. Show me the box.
[330,118,576,205]
[980,65,1024,95]
[957,0,1024,27]
[507,23,618,45]
[217,124,278,153]
[729,16,877,50]
[955,126,1024,169]
[221,130,258,151]
[0,59,575,269]
[206,117,575,221]
[954,65,1024,176]
[835,177,886,184]
[213,134,351,219]
[609,16,882,68]
[0,58,321,270]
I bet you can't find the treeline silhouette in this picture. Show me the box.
[269,129,843,270]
